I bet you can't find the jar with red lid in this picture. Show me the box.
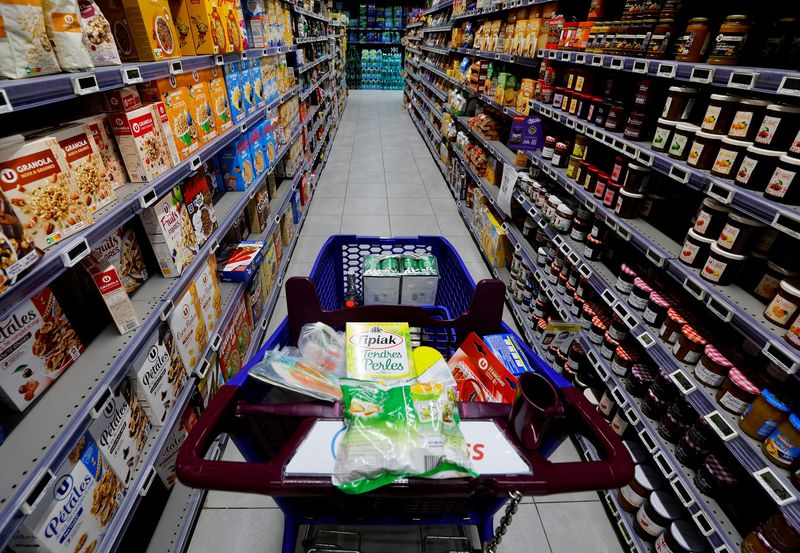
[643,291,671,327]
[554,348,570,370]
[567,341,586,372]
[694,454,738,496]
[603,181,621,209]
[586,96,602,122]
[589,316,609,345]
[642,388,670,419]
[658,402,693,444]
[584,235,603,260]
[694,344,733,388]
[556,273,568,295]
[584,165,599,192]
[764,155,800,205]
[626,363,657,397]
[764,280,800,328]
[679,229,716,268]
[599,334,620,362]
[618,465,663,513]
[660,308,687,344]
[542,136,557,159]
[593,173,608,200]
[611,346,638,377]
[610,156,627,184]
[629,278,654,311]
[552,142,570,168]
[575,160,590,186]
[571,293,586,317]
[608,314,628,342]
[716,367,760,414]
[693,197,730,237]
[616,263,638,294]
[605,101,626,132]
[672,325,707,364]
[635,491,683,541]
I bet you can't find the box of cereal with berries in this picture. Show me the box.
[0,288,84,412]
[10,432,124,553]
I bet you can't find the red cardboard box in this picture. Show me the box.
[447,333,518,403]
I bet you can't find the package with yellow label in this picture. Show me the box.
[346,323,415,383]
[138,75,201,160]
[167,0,194,54]
[187,70,217,144]
[121,0,182,60]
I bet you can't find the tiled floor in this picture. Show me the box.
[186,91,624,553]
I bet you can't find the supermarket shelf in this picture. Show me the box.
[412,69,449,102]
[0,45,297,114]
[0,118,306,549]
[297,52,332,73]
[452,46,539,67]
[451,0,551,20]
[407,45,423,56]
[348,26,406,31]
[0,83,302,322]
[292,5,331,22]
[407,103,448,177]
[420,43,453,56]
[408,96,442,143]
[523,141,800,376]
[527,99,800,241]
[350,41,404,45]
[419,60,461,87]
[301,71,331,101]
[420,23,454,33]
[538,48,800,98]
[295,35,334,44]
[408,82,444,121]
[423,0,453,15]
[407,21,425,29]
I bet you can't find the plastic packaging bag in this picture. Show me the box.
[42,0,95,71]
[0,0,61,79]
[297,322,346,375]
[77,0,122,66]
[248,346,342,401]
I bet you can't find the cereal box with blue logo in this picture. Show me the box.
[224,61,245,124]
[239,60,255,117]
[218,135,255,191]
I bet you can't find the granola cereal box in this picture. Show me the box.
[108,104,172,182]
[83,257,140,334]
[150,99,182,167]
[97,85,142,112]
[0,137,94,250]
[180,169,217,247]
[120,0,182,61]
[131,321,186,425]
[0,287,84,411]
[0,193,41,296]
[154,404,197,487]
[169,283,208,371]
[202,67,234,134]
[49,124,117,213]
[88,379,151,487]
[187,70,217,144]
[138,76,201,161]
[194,255,222,333]
[217,295,251,381]
[10,433,124,553]
[73,115,128,190]
[140,185,198,277]
[89,224,149,295]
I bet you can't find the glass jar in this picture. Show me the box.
[594,173,608,200]
[642,388,670,419]
[573,135,589,159]
[600,332,620,360]
[646,18,675,59]
[566,155,582,179]
[643,291,671,327]
[740,389,791,440]
[764,280,800,328]
[668,122,699,161]
[716,367,760,415]
[660,308,687,344]
[652,117,676,152]
[603,181,621,209]
[679,228,716,268]
[611,346,638,377]
[758,511,800,552]
[655,520,706,553]
[762,414,800,469]
[674,18,711,62]
[552,142,570,167]
[764,155,800,205]
[593,100,610,127]
[707,15,751,65]
[700,243,748,286]
[623,163,652,194]
[616,263,638,294]
[605,101,627,132]
[629,278,653,311]
[675,431,709,469]
[716,212,764,253]
[624,112,649,140]
[734,146,784,191]
[754,259,800,301]
[694,344,733,388]
[672,325,707,364]
[616,189,644,219]
[710,137,751,179]
[635,491,683,541]
[701,94,739,134]
[687,131,722,170]
[694,453,738,496]
[618,465,663,513]
[626,363,657,397]
[662,87,699,122]
[728,99,771,141]
[589,315,609,345]
[542,135,557,159]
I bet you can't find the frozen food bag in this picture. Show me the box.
[0,0,61,79]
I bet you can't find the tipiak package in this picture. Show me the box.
[89,224,149,295]
[138,76,201,160]
[108,104,172,182]
[448,333,517,403]
[180,169,218,247]
[345,323,414,383]
[88,378,151,487]
[72,115,128,190]
[131,321,186,425]
[120,0,182,60]
[140,185,198,277]
[194,255,222,333]
[0,136,94,250]
[202,67,234,134]
[10,433,124,553]
[187,70,217,144]
[0,287,84,411]
[169,283,208,371]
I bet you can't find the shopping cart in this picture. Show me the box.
[177,236,634,553]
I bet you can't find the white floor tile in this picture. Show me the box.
[292,235,330,262]
[346,181,387,197]
[315,179,347,197]
[341,214,391,235]
[387,182,428,198]
[435,213,470,235]
[348,170,386,185]
[538,502,624,553]
[388,197,433,215]
[308,196,344,216]
[390,215,440,236]
[188,509,285,553]
[299,214,341,236]
[491,504,551,553]
[343,196,389,215]
[385,171,423,185]
[430,198,460,216]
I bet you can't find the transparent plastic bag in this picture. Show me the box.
[248,346,342,402]
[297,322,346,375]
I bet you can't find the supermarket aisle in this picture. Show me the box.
[187,91,624,553]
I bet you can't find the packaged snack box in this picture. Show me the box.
[202,67,234,134]
[97,86,142,112]
[138,76,201,160]
[0,193,41,296]
[262,119,278,167]
[346,322,414,383]
[49,123,116,213]
[180,168,218,247]
[516,78,534,115]
[140,185,198,277]
[180,0,220,54]
[223,61,245,124]
[246,186,270,233]
[239,59,256,116]
[72,115,128,190]
[246,269,264,323]
[250,58,266,111]
[261,57,278,102]
[0,288,84,411]
[88,379,152,486]
[169,283,208,372]
[90,224,149,295]
[248,123,267,180]
[194,255,222,333]
[448,333,517,403]
[10,433,124,553]
[216,0,247,51]
[121,0,182,60]
[108,104,172,182]
[217,295,252,381]
[150,100,182,167]
[0,136,94,250]
[83,256,141,334]
[187,71,217,144]
[216,240,264,282]
[483,333,534,376]
[167,0,195,55]
[130,321,186,425]
[155,404,197,487]
[96,0,141,61]
[218,135,255,191]
[243,0,266,47]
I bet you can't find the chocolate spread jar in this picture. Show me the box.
[635,491,683,541]
[618,465,663,513]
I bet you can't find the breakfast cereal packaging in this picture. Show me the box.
[83,256,140,334]
[0,193,41,296]
[246,187,270,233]
[169,283,208,371]
[243,0,266,48]
[138,76,201,160]
[180,169,217,247]
[0,136,94,250]
[10,433,124,553]
[167,0,194,55]
[220,0,246,50]
[202,67,234,134]
[49,123,116,213]
[121,0,181,60]
[187,70,217,144]
[131,321,186,425]
[224,61,245,124]
[217,295,252,381]
[96,0,140,60]
[89,225,148,295]
[250,58,266,110]
[154,404,197,487]
[72,115,127,190]
[108,104,172,182]
[261,119,278,167]
[0,287,84,411]
[345,322,415,383]
[180,0,219,54]
[248,123,267,181]
[88,378,151,487]
[218,135,255,191]
[239,59,255,116]
[140,185,198,277]
[0,0,62,79]
[41,0,95,72]
[149,100,181,167]
[194,255,222,333]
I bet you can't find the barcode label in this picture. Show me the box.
[424,455,443,472]
[122,320,139,333]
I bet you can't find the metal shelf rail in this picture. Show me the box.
[423,0,453,15]
[452,46,539,67]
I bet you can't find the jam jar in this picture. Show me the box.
[764,155,800,205]
[693,197,730,237]
[728,99,771,141]
[740,389,791,440]
[542,136,557,159]
[717,212,764,253]
[655,520,706,553]
[584,235,603,260]
[658,399,695,443]
[642,388,670,419]
[643,292,671,327]
[679,229,716,268]
[754,104,800,151]
[611,411,629,436]
[629,278,653,311]
[618,465,663,513]
[694,454,738,496]
[674,18,711,62]
[741,528,785,553]
[589,316,609,345]
[600,332,621,360]
[615,190,644,219]
[687,131,722,170]
[672,325,707,364]
[668,122,699,161]
[652,118,676,153]
[762,414,800,469]
[734,145,784,190]
[660,308,687,344]
[764,280,800,328]
[675,431,710,469]
[707,15,751,65]
[711,137,751,179]
[608,314,628,342]
[616,263,638,294]
[754,258,800,301]
[552,142,570,168]
[663,87,700,122]
[701,94,739,134]
[694,344,733,388]
[611,346,639,377]
[716,367,760,415]
[626,363,657,397]
[757,511,800,553]
[623,163,652,194]
[635,491,683,541]
[701,243,747,286]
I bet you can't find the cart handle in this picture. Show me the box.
[285,277,506,346]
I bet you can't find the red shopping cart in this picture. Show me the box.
[177,236,634,553]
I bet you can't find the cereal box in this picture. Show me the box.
[250,58,266,111]
[0,137,94,250]
[121,0,182,60]
[220,0,247,50]
[10,433,124,553]
[150,100,182,167]
[223,61,245,124]
[138,76,201,161]
[89,225,149,295]
[239,59,255,116]
[88,379,152,487]
[169,283,208,371]
[216,240,264,282]
[261,119,278,168]
[108,104,172,182]
[202,67,234,134]
[73,115,127,190]
[345,322,414,383]
[261,57,278,103]
[49,124,117,213]
[0,288,84,411]
[140,185,198,277]
[246,187,270,233]
[96,0,141,61]
[180,0,217,55]
[83,257,140,335]
[218,295,252,381]
[248,123,267,181]
[243,0,266,48]
[168,0,195,55]
[187,71,217,144]
[130,322,186,425]
[194,255,222,333]
[218,135,255,191]
[154,404,198,487]
[246,269,264,323]
[180,169,217,247]
[97,86,142,112]
[0,193,41,296]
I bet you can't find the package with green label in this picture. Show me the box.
[346,322,415,382]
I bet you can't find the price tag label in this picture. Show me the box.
[576,122,586,133]
[670,478,694,507]
[0,88,10,114]
[632,60,649,73]
[669,163,690,183]
[160,300,174,321]
[590,55,603,67]
[610,387,625,406]
[169,60,183,75]
[706,294,734,322]
[89,387,113,419]
[777,75,800,97]
[121,66,143,84]
[727,71,756,90]
[600,289,616,307]
[753,467,797,506]
[690,67,714,84]
[714,546,733,553]
[622,144,637,157]
[71,74,99,95]
[20,470,55,515]
[657,63,676,78]
[547,50,556,59]
[771,209,800,240]
[624,407,639,426]
[605,217,618,232]
[636,151,653,166]
[575,53,586,64]
[645,247,666,268]
[706,181,735,204]
[616,227,631,241]
[636,331,656,349]
[653,451,675,478]
[683,276,706,301]
[61,238,90,267]
[560,51,570,61]
[578,263,593,279]
[609,57,624,70]
[692,511,715,537]
[761,340,798,375]
[704,411,738,442]
[670,369,697,395]
[638,428,657,453]
[190,155,202,171]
